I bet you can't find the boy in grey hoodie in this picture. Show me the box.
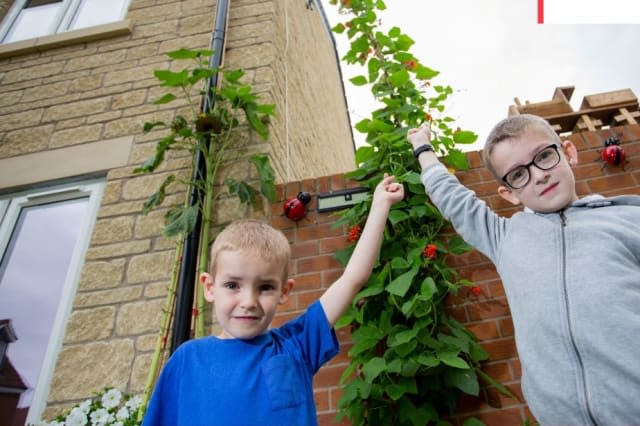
[407,114,640,425]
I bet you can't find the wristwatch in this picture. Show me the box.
[413,144,433,159]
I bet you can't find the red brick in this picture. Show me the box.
[320,235,348,254]
[314,389,330,411]
[482,338,517,361]
[498,317,514,337]
[292,272,322,292]
[297,254,342,274]
[466,298,511,321]
[472,407,524,426]
[291,240,319,258]
[296,222,344,241]
[466,320,500,341]
[481,360,513,382]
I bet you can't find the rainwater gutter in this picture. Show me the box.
[170,0,230,353]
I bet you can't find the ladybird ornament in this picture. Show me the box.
[600,136,626,168]
[283,192,311,221]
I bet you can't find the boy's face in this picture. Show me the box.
[200,249,293,340]
[492,128,579,213]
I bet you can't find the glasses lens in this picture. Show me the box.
[505,167,528,188]
[535,145,560,169]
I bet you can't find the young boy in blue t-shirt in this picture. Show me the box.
[142,174,404,426]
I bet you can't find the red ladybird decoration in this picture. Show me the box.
[600,136,626,168]
[283,192,311,221]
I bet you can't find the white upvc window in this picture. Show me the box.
[0,0,132,44]
[0,178,104,425]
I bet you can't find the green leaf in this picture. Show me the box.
[153,93,177,105]
[164,204,199,236]
[362,357,386,383]
[388,327,418,347]
[154,69,189,87]
[416,65,440,80]
[417,353,440,368]
[250,154,276,202]
[388,209,409,226]
[463,418,486,426]
[389,68,410,87]
[445,148,470,170]
[476,367,519,400]
[166,48,213,59]
[448,236,472,254]
[453,130,478,144]
[225,178,258,204]
[386,265,418,297]
[350,75,368,86]
[445,367,479,396]
[438,352,470,369]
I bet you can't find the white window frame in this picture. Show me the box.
[0,177,105,424]
[0,0,132,44]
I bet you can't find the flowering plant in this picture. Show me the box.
[39,388,142,426]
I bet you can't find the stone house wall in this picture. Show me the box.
[0,0,354,420]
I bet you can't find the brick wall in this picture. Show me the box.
[271,124,640,425]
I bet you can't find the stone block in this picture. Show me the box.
[85,240,150,260]
[73,286,142,308]
[49,340,134,402]
[0,124,53,157]
[63,306,115,343]
[50,124,102,148]
[127,250,173,284]
[91,216,135,245]
[116,298,164,335]
[78,259,126,291]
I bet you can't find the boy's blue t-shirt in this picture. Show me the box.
[142,301,339,426]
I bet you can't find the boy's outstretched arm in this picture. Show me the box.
[407,125,440,169]
[319,174,404,326]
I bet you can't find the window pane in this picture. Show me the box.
[3,2,63,43]
[68,0,127,31]
[0,197,89,413]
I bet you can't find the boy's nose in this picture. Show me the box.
[239,290,258,308]
[531,167,550,184]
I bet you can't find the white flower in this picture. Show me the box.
[79,399,92,414]
[89,408,113,426]
[115,406,129,421]
[65,406,88,426]
[101,388,122,409]
[113,422,124,426]
[125,394,142,410]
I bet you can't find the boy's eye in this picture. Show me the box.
[509,168,526,181]
[223,282,238,290]
[259,283,276,292]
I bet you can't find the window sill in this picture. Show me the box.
[0,19,132,59]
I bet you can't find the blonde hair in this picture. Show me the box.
[482,114,561,181]
[208,219,291,280]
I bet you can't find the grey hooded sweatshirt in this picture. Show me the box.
[422,163,640,425]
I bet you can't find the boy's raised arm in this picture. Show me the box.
[319,174,404,326]
[408,125,441,169]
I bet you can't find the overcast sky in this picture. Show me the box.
[321,0,640,151]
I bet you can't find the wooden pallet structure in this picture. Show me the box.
[508,86,639,134]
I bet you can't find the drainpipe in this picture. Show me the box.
[171,0,230,353]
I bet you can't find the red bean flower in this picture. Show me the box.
[470,286,482,296]
[347,224,362,242]
[423,243,437,259]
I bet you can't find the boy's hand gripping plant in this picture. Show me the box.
[328,1,515,425]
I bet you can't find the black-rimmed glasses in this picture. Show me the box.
[501,144,561,189]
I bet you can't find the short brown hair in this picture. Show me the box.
[208,219,291,280]
[482,114,560,181]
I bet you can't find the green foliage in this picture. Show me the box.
[135,48,277,237]
[329,1,512,424]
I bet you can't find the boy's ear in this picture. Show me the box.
[200,272,215,302]
[561,140,579,166]
[278,279,294,305]
[498,185,522,206]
